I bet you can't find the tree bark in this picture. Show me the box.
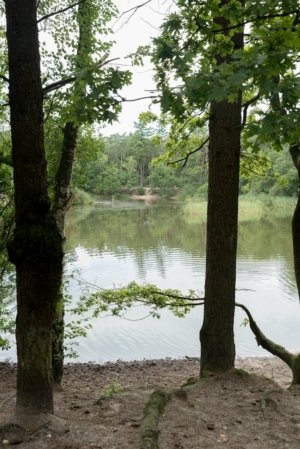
[236,302,300,384]
[200,2,243,375]
[289,143,300,297]
[51,122,79,385]
[51,0,93,384]
[52,124,79,238]
[5,0,63,414]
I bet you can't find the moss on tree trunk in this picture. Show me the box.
[6,0,63,414]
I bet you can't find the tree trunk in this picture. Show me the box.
[236,302,300,384]
[51,0,93,384]
[52,124,79,238]
[200,3,243,375]
[140,161,145,186]
[52,123,79,384]
[5,0,63,414]
[289,144,300,297]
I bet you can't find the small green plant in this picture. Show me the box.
[240,317,249,327]
[234,368,250,377]
[137,186,145,195]
[72,189,94,205]
[101,380,124,396]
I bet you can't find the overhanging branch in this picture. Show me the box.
[235,302,294,368]
[150,290,205,301]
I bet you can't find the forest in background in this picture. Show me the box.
[0,90,298,350]
[68,120,299,203]
[0,0,300,420]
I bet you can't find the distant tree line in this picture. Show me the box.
[71,123,298,201]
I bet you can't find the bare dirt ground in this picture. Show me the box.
[131,187,159,200]
[0,356,300,448]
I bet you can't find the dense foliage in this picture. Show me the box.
[70,125,298,200]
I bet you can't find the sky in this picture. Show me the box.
[100,0,173,136]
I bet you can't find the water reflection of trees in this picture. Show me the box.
[66,202,206,255]
[65,201,296,296]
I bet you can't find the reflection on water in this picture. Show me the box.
[62,199,300,362]
[1,199,300,362]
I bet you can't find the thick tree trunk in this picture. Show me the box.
[5,0,63,414]
[200,3,243,375]
[289,143,300,296]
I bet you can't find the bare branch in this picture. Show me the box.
[43,90,58,123]
[168,137,209,168]
[101,57,120,67]
[242,93,260,127]
[292,10,300,30]
[0,74,9,83]
[213,9,300,34]
[150,291,205,301]
[37,0,85,23]
[119,0,153,18]
[113,0,153,33]
[145,4,168,16]
[140,17,159,30]
[43,76,76,95]
[235,302,294,368]
[120,95,158,103]
[137,297,204,307]
[43,54,118,95]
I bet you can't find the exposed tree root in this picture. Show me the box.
[259,389,282,412]
[140,385,190,449]
[0,393,16,411]
[140,390,171,449]
[236,302,300,384]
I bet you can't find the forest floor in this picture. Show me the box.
[0,356,300,448]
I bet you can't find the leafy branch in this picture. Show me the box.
[70,279,300,383]
[213,9,300,34]
[37,0,86,24]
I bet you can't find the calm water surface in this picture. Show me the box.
[62,199,300,362]
[2,199,300,362]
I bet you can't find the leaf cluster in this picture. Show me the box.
[151,0,300,154]
[71,281,204,320]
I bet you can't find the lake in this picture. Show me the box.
[63,198,300,363]
[1,198,300,363]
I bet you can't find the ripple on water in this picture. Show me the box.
[1,201,299,364]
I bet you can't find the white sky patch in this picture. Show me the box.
[99,0,173,135]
